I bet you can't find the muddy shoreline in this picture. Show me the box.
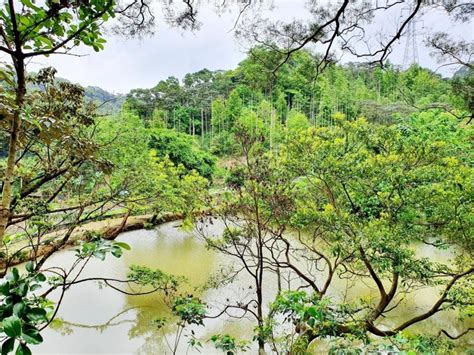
[0,213,185,269]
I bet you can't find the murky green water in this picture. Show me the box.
[34,221,472,354]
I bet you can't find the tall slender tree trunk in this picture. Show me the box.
[256,240,265,355]
[201,107,204,141]
[0,56,25,244]
[254,190,266,355]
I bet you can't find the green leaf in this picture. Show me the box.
[29,284,41,292]
[16,284,28,297]
[14,344,31,355]
[0,282,10,295]
[37,36,53,48]
[1,338,15,355]
[2,316,22,338]
[26,308,47,323]
[93,250,105,260]
[306,306,317,317]
[7,268,19,283]
[114,242,131,250]
[12,303,25,317]
[21,329,43,345]
[20,0,40,11]
[25,262,34,273]
[0,69,14,87]
[3,296,13,306]
[2,235,12,245]
[35,273,46,282]
[111,249,122,258]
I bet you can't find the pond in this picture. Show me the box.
[34,220,473,354]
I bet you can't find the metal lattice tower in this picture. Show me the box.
[402,2,420,69]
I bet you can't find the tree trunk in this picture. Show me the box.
[0,56,25,245]
[256,219,265,354]
[256,278,265,354]
[201,107,204,141]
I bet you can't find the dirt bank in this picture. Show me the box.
[0,213,185,270]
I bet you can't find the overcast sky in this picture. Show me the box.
[24,0,472,94]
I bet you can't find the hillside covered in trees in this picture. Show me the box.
[123,49,471,157]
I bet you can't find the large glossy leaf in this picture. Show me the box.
[25,308,47,323]
[21,328,43,345]
[1,338,15,355]
[14,344,31,355]
[12,303,25,317]
[0,282,10,296]
[2,316,21,338]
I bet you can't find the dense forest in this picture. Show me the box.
[0,1,472,354]
[123,50,471,154]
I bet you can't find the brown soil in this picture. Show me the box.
[0,213,184,270]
